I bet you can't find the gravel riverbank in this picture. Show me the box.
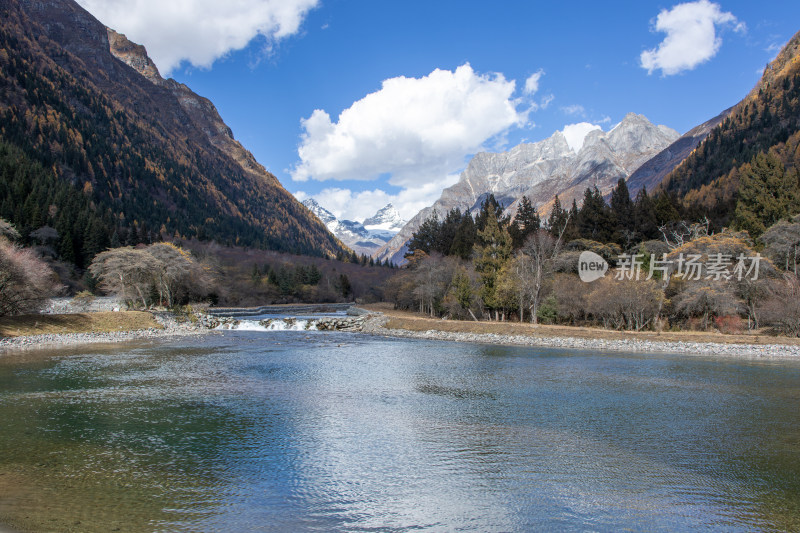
[0,313,213,352]
[2,308,798,359]
[359,314,800,359]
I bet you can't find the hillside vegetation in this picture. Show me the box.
[0,0,346,269]
[660,30,800,230]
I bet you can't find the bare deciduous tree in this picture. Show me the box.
[147,243,200,307]
[759,275,800,336]
[410,253,460,317]
[551,273,589,325]
[760,216,800,275]
[521,230,559,324]
[89,247,160,308]
[89,243,214,308]
[659,217,710,250]
[0,235,60,316]
[586,277,664,331]
[673,282,741,331]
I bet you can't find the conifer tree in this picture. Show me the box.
[474,203,512,320]
[735,151,800,238]
[610,178,634,244]
[406,213,440,256]
[509,195,540,248]
[547,195,568,238]
[632,187,659,241]
[450,212,476,259]
[577,187,614,242]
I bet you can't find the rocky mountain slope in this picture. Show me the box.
[625,108,732,196]
[303,200,406,256]
[376,113,679,264]
[0,0,347,260]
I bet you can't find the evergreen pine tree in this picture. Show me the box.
[610,178,634,244]
[435,208,463,254]
[509,195,540,248]
[406,213,441,256]
[734,151,800,238]
[577,187,614,242]
[547,195,568,238]
[449,212,477,259]
[633,187,659,241]
[474,203,512,319]
[653,192,681,226]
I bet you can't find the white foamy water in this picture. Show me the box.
[222,318,319,332]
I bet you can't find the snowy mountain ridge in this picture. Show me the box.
[302,199,407,256]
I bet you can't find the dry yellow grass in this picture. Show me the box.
[359,303,800,347]
[0,311,162,337]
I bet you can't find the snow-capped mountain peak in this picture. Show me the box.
[302,198,337,226]
[363,203,406,231]
[302,200,406,256]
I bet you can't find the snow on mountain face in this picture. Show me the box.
[303,200,407,256]
[375,113,680,265]
[363,203,406,232]
[302,198,337,226]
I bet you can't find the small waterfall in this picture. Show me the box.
[219,318,319,332]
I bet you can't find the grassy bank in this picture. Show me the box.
[0,312,162,338]
[360,303,800,347]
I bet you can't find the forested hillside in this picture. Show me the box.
[0,0,347,268]
[659,30,800,231]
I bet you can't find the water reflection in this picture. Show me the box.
[1,332,799,531]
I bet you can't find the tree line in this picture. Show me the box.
[387,180,800,336]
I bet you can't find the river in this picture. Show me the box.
[1,330,799,531]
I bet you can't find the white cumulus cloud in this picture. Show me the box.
[291,64,525,188]
[640,0,744,76]
[562,122,602,153]
[75,0,320,73]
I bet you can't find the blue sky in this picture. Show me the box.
[76,0,800,222]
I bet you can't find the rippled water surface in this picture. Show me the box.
[1,331,800,532]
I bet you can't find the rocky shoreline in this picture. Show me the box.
[358,315,800,359]
[0,312,213,352]
[2,309,799,359]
